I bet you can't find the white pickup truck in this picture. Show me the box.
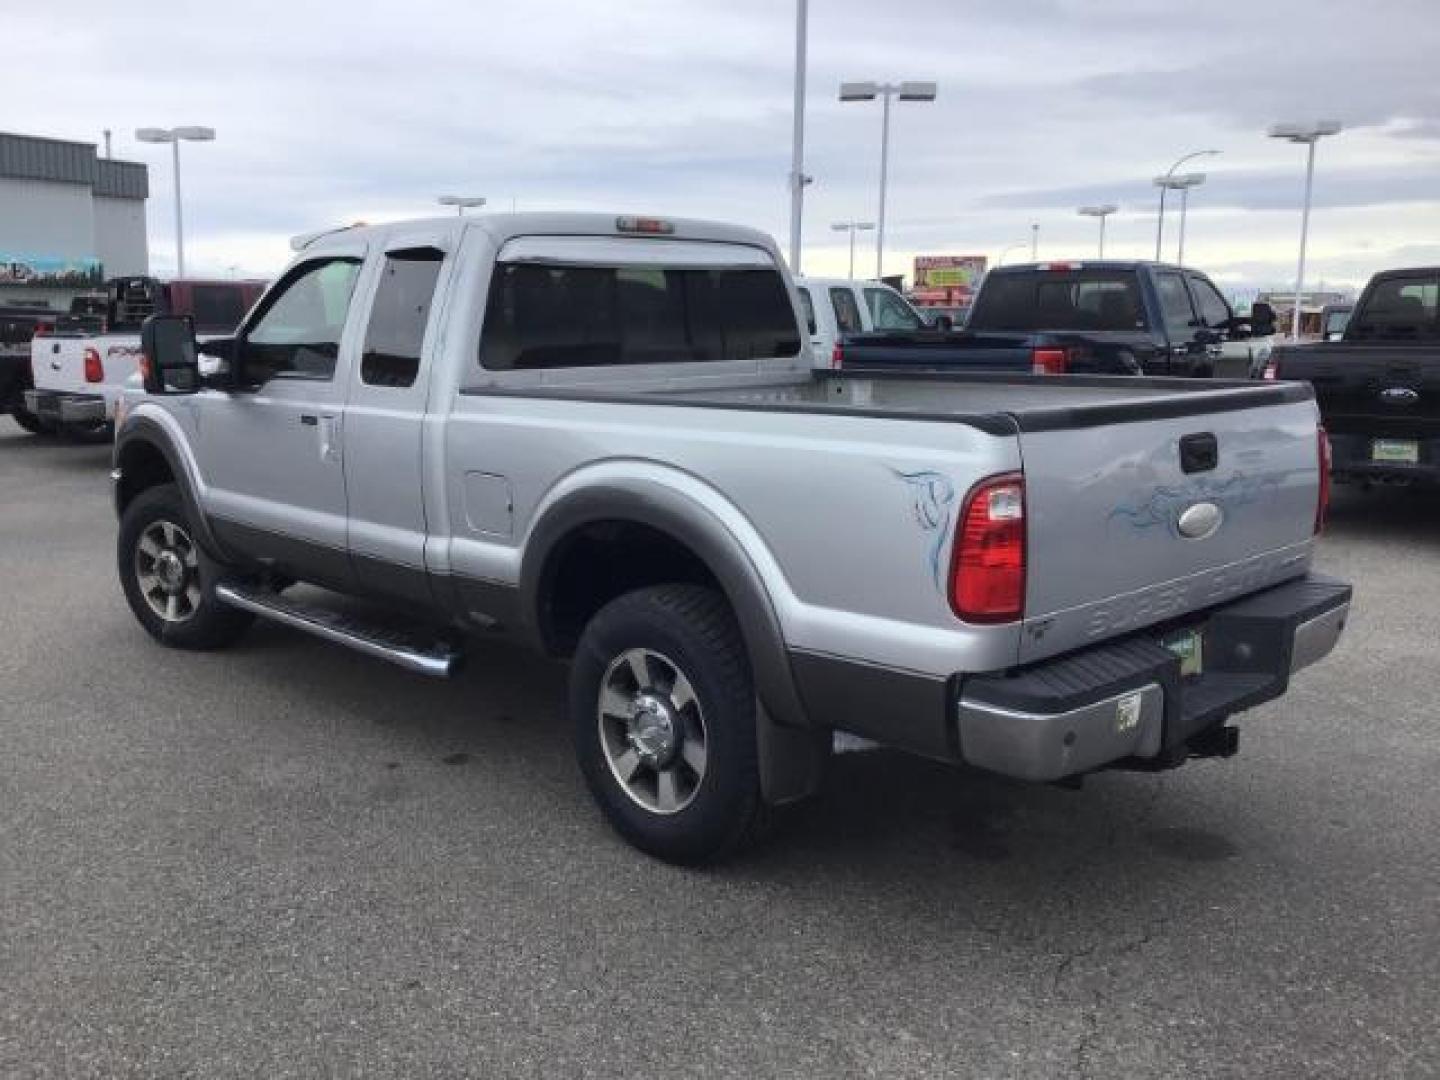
[114,212,1350,863]
[26,276,263,440]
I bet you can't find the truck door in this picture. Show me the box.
[198,252,366,589]
[1153,270,1208,375]
[342,237,451,605]
[1187,272,1248,378]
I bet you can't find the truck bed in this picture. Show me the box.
[520,369,1312,431]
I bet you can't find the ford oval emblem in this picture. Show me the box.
[1177,501,1223,540]
[1379,387,1419,406]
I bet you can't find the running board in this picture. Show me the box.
[215,582,461,678]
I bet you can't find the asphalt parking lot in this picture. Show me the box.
[2,417,1437,1079]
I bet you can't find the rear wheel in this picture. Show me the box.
[8,407,52,435]
[570,584,769,865]
[117,483,252,649]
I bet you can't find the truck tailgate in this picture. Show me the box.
[31,334,142,396]
[1016,396,1321,664]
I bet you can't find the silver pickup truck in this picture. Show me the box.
[113,212,1351,863]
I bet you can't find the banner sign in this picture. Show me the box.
[0,253,103,288]
[912,254,987,306]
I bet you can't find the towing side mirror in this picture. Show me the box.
[140,315,200,395]
[1250,302,1276,337]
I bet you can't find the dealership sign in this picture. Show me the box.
[0,253,103,288]
[912,254,987,306]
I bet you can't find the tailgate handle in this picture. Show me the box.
[1179,432,1218,474]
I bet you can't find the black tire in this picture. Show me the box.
[8,407,53,435]
[62,419,114,444]
[117,483,253,650]
[571,584,770,865]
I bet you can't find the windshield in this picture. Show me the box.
[969,269,1147,331]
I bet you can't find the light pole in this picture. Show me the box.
[438,195,486,216]
[1152,173,1205,264]
[788,0,810,273]
[831,221,875,278]
[135,126,216,278]
[1268,120,1342,339]
[1030,222,1039,261]
[1077,204,1118,258]
[996,242,1028,266]
[839,79,937,279]
[1154,149,1219,261]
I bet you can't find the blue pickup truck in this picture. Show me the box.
[836,261,1276,378]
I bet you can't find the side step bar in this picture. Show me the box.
[215,582,461,678]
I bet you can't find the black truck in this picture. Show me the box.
[836,260,1276,379]
[1270,266,1439,487]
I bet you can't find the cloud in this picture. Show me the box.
[5,0,1437,288]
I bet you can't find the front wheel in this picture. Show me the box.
[570,584,769,865]
[62,419,114,444]
[117,483,253,649]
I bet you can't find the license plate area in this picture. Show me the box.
[1159,625,1205,678]
[1372,438,1419,464]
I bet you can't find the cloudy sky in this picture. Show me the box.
[10,0,1439,291]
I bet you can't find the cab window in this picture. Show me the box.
[1188,275,1233,329]
[361,248,445,388]
[797,287,817,334]
[242,258,362,384]
[864,288,924,330]
[1154,271,1198,342]
[829,287,862,333]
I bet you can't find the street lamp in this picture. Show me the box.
[1152,173,1205,264]
[788,0,809,274]
[1030,222,1039,261]
[1154,149,1219,261]
[438,195,486,216]
[839,79,937,279]
[831,221,875,278]
[1077,204,1118,258]
[1268,120,1342,339]
[135,125,216,278]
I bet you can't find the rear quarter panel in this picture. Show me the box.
[438,393,1023,677]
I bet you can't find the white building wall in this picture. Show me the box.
[0,177,94,258]
[93,195,149,276]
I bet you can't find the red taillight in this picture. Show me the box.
[34,321,53,337]
[1031,347,1068,375]
[1315,426,1331,534]
[830,342,844,369]
[84,347,104,383]
[139,353,153,384]
[950,473,1026,623]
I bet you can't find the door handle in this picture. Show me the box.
[299,414,318,426]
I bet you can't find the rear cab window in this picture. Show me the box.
[797,287,817,334]
[1350,274,1440,341]
[970,269,1147,331]
[478,238,799,371]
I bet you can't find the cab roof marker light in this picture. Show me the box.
[616,216,675,235]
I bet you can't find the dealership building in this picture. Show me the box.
[0,131,149,307]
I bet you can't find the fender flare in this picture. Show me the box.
[113,415,231,561]
[520,480,826,802]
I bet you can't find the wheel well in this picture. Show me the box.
[115,440,175,515]
[539,520,722,656]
